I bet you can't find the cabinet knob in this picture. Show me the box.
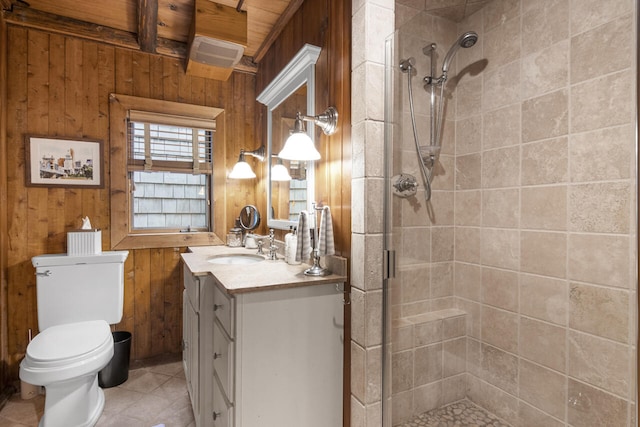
[213,352,222,360]
[213,303,223,311]
[213,411,221,420]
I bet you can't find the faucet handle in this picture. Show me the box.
[267,229,279,260]
[257,240,264,255]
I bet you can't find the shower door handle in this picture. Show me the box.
[384,250,396,279]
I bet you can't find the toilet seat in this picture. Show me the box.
[26,320,112,367]
[20,320,114,385]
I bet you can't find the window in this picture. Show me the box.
[128,114,213,232]
[110,94,225,249]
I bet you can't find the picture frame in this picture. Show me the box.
[25,136,104,188]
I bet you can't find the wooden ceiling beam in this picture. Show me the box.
[0,0,12,12]
[3,5,257,73]
[137,0,158,53]
[3,5,184,57]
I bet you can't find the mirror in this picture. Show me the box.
[257,44,321,230]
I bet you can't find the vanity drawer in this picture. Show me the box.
[213,319,234,401]
[213,284,234,337]
[212,375,233,427]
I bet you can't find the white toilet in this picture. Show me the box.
[20,251,129,427]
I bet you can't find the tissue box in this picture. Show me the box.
[67,229,102,255]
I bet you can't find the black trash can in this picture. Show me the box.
[99,331,132,388]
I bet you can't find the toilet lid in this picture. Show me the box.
[27,320,112,363]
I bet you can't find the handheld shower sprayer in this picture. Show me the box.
[397,30,479,202]
[441,31,478,75]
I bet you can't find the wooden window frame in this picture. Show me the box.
[109,93,225,249]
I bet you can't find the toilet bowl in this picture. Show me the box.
[24,251,128,426]
[20,320,114,427]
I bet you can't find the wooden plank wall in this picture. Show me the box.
[3,25,257,381]
[0,9,9,395]
[256,0,351,259]
[255,0,352,424]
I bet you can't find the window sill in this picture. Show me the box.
[112,232,225,250]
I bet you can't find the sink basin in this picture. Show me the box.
[207,254,265,265]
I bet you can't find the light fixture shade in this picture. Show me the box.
[229,158,256,179]
[279,131,321,161]
[271,163,292,181]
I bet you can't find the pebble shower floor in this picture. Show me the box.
[396,399,512,427]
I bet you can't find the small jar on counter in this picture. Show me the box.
[227,227,243,247]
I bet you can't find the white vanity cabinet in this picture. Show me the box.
[210,280,344,427]
[182,259,345,427]
[182,267,216,427]
[182,287,199,418]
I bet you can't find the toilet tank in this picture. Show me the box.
[32,251,129,330]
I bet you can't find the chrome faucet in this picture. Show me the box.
[267,229,278,260]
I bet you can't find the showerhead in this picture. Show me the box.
[441,31,478,74]
[459,31,478,48]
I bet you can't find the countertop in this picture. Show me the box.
[181,245,347,294]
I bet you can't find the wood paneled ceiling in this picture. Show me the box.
[1,0,301,69]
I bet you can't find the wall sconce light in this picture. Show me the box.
[278,107,339,161]
[229,146,266,179]
[270,157,292,181]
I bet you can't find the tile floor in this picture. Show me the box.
[0,354,195,427]
[396,399,511,427]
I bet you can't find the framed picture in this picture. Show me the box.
[26,136,104,188]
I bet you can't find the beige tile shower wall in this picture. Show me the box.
[453,1,637,426]
[390,310,468,425]
[394,9,459,320]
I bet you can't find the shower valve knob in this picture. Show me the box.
[392,174,418,198]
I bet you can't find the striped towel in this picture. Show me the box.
[295,211,313,262]
[318,206,335,256]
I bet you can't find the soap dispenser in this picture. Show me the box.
[287,227,301,265]
[284,226,293,262]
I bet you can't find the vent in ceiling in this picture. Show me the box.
[186,0,248,81]
[189,36,244,69]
